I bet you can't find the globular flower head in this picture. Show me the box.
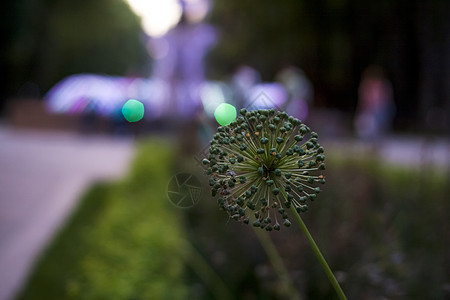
[204,109,326,231]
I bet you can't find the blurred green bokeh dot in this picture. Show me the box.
[122,99,144,122]
[214,103,236,126]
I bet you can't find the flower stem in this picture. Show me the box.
[251,223,302,300]
[290,206,347,300]
[179,239,234,300]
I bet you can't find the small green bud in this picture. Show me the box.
[283,219,291,227]
[298,160,305,168]
[260,137,269,144]
[294,135,303,141]
[202,159,210,165]
[316,154,325,162]
[299,126,309,134]
[272,188,280,195]
[285,172,292,179]
[274,169,282,176]
[258,166,264,175]
[266,180,274,186]
[276,137,284,144]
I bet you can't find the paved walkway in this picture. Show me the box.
[0,128,135,300]
[324,135,450,171]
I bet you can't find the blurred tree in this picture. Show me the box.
[207,0,450,132]
[0,0,148,112]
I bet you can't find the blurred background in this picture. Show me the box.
[0,0,449,299]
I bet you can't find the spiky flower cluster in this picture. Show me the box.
[203,109,326,231]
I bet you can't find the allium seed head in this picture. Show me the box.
[204,109,326,230]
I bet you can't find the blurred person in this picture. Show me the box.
[276,66,313,120]
[151,0,216,119]
[354,65,396,139]
[230,65,261,109]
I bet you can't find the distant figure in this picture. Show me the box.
[46,0,215,122]
[152,0,216,118]
[231,65,261,109]
[276,66,313,120]
[354,66,395,139]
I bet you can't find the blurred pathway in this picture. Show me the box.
[324,135,450,170]
[0,128,135,300]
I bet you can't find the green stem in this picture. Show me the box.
[179,239,234,300]
[252,225,302,300]
[290,206,347,300]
